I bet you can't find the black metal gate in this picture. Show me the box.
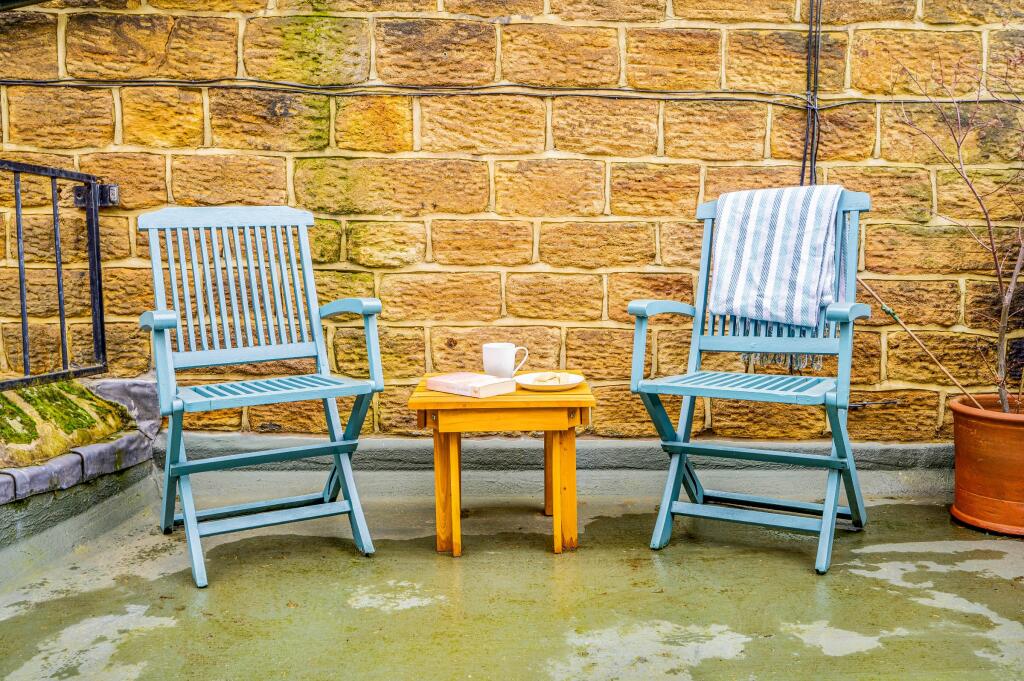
[0,159,108,390]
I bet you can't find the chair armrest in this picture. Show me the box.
[139,310,179,331]
[320,297,385,391]
[627,299,696,318]
[824,303,871,323]
[320,297,382,318]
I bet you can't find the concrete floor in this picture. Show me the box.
[0,469,1022,680]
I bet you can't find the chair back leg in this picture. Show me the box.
[827,405,867,528]
[160,409,184,534]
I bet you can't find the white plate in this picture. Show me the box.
[515,372,585,392]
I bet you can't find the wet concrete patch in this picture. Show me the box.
[0,503,1021,680]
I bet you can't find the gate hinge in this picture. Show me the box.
[73,184,120,208]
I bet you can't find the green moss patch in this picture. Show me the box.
[16,382,97,435]
[0,394,38,445]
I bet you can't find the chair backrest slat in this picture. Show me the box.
[140,206,319,370]
[253,226,278,345]
[162,229,185,342]
[175,228,198,352]
[229,226,255,347]
[285,227,308,343]
[219,226,243,348]
[209,227,232,347]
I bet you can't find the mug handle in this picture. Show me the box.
[512,346,529,375]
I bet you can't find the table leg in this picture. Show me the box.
[449,432,462,557]
[559,428,578,550]
[433,430,452,553]
[543,432,554,516]
[550,430,563,554]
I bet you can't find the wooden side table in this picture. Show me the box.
[408,374,596,556]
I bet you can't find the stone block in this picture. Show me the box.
[848,389,940,441]
[420,95,545,154]
[771,104,876,161]
[674,0,793,22]
[551,0,663,21]
[0,12,58,79]
[863,224,997,275]
[121,87,204,149]
[851,29,982,95]
[539,221,655,268]
[888,332,997,386]
[245,16,369,85]
[857,280,961,327]
[506,273,603,320]
[502,24,619,87]
[210,90,330,151]
[375,19,494,86]
[294,158,488,215]
[347,221,425,268]
[335,96,413,153]
[664,102,767,161]
[380,272,501,321]
[334,326,425,378]
[171,155,287,206]
[728,30,846,92]
[610,163,700,218]
[7,87,113,149]
[625,29,720,90]
[495,160,605,217]
[552,97,658,157]
[431,220,534,266]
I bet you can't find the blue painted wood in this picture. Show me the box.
[178,475,207,587]
[174,492,327,526]
[702,489,852,520]
[198,501,353,538]
[639,371,836,404]
[170,439,358,476]
[671,502,823,533]
[176,373,371,412]
[815,469,843,573]
[664,442,847,469]
[628,189,871,574]
[138,205,383,587]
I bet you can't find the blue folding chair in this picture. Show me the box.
[629,190,871,574]
[139,206,383,587]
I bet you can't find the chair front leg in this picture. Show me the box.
[323,394,375,555]
[643,393,703,550]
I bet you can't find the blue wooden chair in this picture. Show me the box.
[138,206,383,587]
[629,190,871,574]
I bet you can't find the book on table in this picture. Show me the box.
[426,372,517,398]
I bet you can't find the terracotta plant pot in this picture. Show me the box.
[948,394,1024,535]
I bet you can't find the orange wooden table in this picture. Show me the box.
[408,374,596,556]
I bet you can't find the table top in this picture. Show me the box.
[407,372,596,411]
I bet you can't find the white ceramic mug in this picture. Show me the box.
[482,342,528,378]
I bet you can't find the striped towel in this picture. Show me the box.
[708,184,844,332]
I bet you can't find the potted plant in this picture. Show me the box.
[876,64,1024,534]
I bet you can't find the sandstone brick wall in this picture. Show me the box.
[0,0,1021,441]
